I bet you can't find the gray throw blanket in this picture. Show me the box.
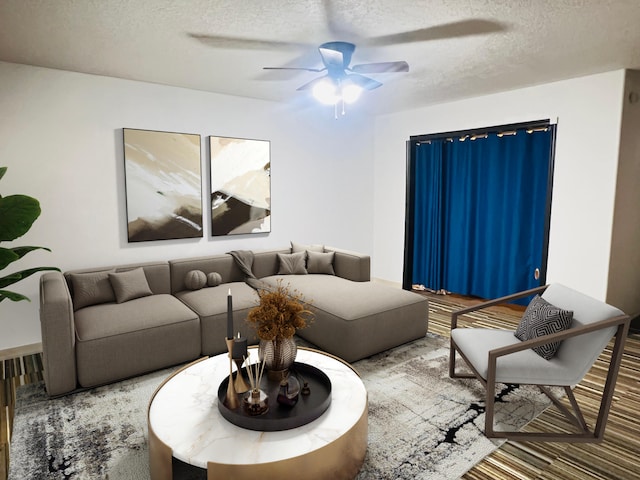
[228,250,269,291]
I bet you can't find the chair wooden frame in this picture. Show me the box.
[449,285,631,443]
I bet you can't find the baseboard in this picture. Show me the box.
[0,342,42,361]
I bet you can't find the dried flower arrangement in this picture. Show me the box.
[247,280,314,341]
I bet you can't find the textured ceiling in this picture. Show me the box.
[1,0,640,115]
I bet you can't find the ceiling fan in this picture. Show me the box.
[262,41,409,108]
[188,2,507,115]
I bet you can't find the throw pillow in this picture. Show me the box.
[185,270,207,290]
[69,271,116,311]
[291,241,324,253]
[514,294,573,360]
[307,251,335,275]
[108,268,153,303]
[277,252,308,275]
[207,272,223,287]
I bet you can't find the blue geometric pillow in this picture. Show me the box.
[514,294,573,360]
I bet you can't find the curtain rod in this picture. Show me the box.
[410,119,552,144]
[416,127,550,145]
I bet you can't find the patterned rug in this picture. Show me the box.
[9,334,554,480]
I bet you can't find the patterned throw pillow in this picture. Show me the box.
[514,294,573,360]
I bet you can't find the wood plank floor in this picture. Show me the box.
[1,293,638,479]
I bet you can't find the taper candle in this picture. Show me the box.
[227,288,233,339]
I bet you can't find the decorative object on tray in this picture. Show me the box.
[247,279,314,379]
[242,355,269,416]
[223,337,239,410]
[276,374,300,407]
[232,333,249,393]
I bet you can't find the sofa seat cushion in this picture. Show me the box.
[74,294,200,388]
[75,294,196,341]
[261,275,428,362]
[175,281,260,355]
[263,275,425,319]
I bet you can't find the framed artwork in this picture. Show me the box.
[209,136,271,236]
[123,128,203,242]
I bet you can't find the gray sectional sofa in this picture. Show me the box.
[39,245,429,396]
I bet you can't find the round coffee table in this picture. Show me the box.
[147,347,368,480]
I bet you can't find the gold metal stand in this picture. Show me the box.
[224,338,239,409]
[233,358,250,393]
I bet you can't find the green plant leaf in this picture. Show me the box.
[0,247,19,270]
[0,266,60,289]
[0,194,41,241]
[0,246,51,270]
[0,289,31,302]
[0,167,6,181]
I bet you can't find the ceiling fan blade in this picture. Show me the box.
[365,19,508,46]
[296,76,328,91]
[318,47,346,70]
[188,33,308,50]
[351,61,409,73]
[263,66,326,73]
[346,73,382,91]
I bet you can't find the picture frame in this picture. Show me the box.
[123,128,203,242]
[209,136,271,236]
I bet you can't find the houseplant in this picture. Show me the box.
[0,167,59,302]
[247,279,313,376]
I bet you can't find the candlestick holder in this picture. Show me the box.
[233,357,250,393]
[223,338,239,409]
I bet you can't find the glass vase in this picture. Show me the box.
[258,337,297,380]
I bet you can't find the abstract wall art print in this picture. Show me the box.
[209,136,271,236]
[123,128,203,242]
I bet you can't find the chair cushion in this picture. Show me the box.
[514,294,573,359]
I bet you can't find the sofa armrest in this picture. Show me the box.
[39,271,77,396]
[325,246,370,282]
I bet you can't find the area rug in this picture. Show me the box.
[9,334,554,480]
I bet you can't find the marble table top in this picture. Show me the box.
[148,347,368,468]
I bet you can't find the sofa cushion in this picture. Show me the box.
[277,252,307,275]
[69,271,116,310]
[75,294,196,341]
[175,282,260,355]
[185,270,207,290]
[307,251,335,275]
[109,268,153,303]
[514,294,573,360]
[74,294,200,388]
[261,275,428,362]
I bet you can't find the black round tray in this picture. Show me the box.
[217,362,332,431]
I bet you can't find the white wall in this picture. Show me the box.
[372,70,626,301]
[0,61,375,350]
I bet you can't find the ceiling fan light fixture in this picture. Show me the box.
[341,83,363,104]
[312,78,340,105]
[312,78,363,105]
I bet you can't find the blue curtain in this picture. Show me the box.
[412,129,552,302]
